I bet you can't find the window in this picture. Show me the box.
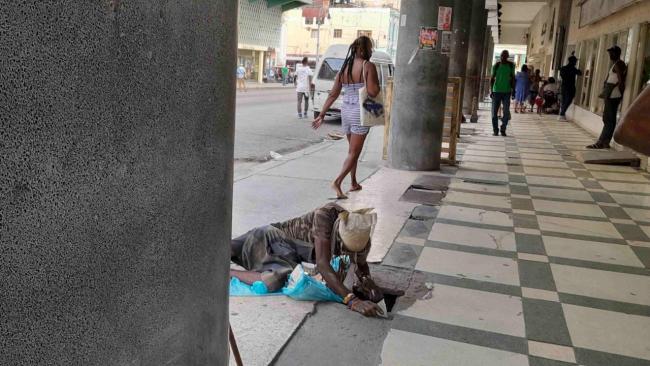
[357,30,372,38]
[639,24,650,94]
[305,17,313,25]
[317,58,345,80]
[334,29,342,38]
[576,38,599,110]
[311,29,319,39]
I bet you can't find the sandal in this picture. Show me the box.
[586,142,609,149]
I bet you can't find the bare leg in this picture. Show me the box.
[230,269,286,292]
[230,269,262,285]
[346,134,362,192]
[333,133,367,198]
[297,93,302,114]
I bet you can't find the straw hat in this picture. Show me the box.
[338,208,377,252]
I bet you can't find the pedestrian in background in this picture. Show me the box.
[559,55,582,121]
[282,65,289,86]
[295,57,313,119]
[490,50,515,136]
[528,69,542,112]
[236,64,247,92]
[312,36,380,199]
[541,77,560,114]
[588,45,627,149]
[514,64,530,113]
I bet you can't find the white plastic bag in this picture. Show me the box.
[359,62,385,127]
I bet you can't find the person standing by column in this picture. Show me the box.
[491,50,515,136]
[587,46,627,149]
[295,57,313,119]
[558,55,582,121]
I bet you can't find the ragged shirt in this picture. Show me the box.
[272,203,370,263]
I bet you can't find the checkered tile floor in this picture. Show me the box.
[380,112,650,366]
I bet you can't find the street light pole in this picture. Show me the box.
[316,20,321,64]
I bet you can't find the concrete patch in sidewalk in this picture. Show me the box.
[575,150,640,167]
[229,296,315,366]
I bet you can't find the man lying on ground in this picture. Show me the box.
[231,203,386,317]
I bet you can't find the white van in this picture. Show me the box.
[312,45,394,119]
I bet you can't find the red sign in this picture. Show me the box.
[302,0,330,19]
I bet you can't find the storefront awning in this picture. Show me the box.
[263,0,313,12]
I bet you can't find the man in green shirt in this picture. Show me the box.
[282,65,289,86]
[491,50,516,136]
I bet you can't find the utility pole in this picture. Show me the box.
[316,19,321,64]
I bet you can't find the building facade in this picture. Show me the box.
[282,6,400,65]
[523,0,650,169]
[238,0,310,83]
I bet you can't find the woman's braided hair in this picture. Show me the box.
[340,36,373,83]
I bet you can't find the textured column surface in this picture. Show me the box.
[448,0,473,80]
[463,0,488,115]
[0,1,237,365]
[389,0,450,171]
[448,0,473,116]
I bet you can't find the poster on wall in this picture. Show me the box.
[441,31,452,54]
[419,27,438,50]
[438,7,452,31]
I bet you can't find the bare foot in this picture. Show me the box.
[350,183,363,192]
[332,182,348,199]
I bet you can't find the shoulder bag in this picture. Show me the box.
[359,61,386,127]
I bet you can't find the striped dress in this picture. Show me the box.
[341,82,370,135]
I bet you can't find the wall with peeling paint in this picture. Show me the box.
[0,1,236,365]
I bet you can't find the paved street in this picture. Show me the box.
[235,87,341,164]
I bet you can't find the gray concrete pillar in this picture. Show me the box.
[448,0,473,78]
[389,1,450,171]
[448,0,473,112]
[479,30,495,101]
[1,2,236,365]
[463,0,488,115]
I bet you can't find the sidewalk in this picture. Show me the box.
[232,109,650,366]
[375,111,650,366]
[239,81,293,91]
[231,126,426,365]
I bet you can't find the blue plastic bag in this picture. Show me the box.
[281,256,347,303]
[229,277,281,297]
[230,256,349,302]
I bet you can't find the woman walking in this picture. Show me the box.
[312,36,380,199]
[514,65,530,113]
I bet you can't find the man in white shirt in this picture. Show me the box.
[294,57,313,119]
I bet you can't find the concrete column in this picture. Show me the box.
[448,0,473,78]
[448,0,473,114]
[480,32,494,101]
[257,50,265,83]
[389,1,450,171]
[1,2,236,365]
[463,0,487,116]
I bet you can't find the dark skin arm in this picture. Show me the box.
[364,61,381,98]
[312,73,343,129]
[314,237,383,317]
[614,60,626,94]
